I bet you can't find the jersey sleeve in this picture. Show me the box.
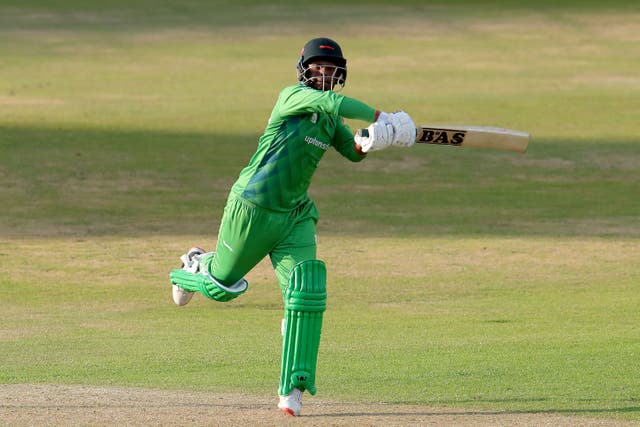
[275,85,376,123]
[332,120,366,162]
[338,97,376,122]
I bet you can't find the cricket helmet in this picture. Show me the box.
[296,37,347,91]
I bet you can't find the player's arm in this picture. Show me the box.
[333,97,417,154]
[333,120,367,162]
[277,86,376,122]
[334,101,417,155]
[337,96,376,122]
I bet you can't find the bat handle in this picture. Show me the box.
[356,127,418,141]
[356,128,369,138]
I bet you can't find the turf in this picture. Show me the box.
[1,0,639,422]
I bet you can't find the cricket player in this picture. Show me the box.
[169,37,416,416]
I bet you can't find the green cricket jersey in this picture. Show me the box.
[231,84,376,212]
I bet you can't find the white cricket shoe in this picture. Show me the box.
[172,285,194,306]
[172,247,206,306]
[278,388,302,416]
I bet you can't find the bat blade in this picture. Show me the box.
[415,125,530,153]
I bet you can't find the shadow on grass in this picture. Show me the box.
[1,125,638,239]
[4,396,638,417]
[2,0,639,34]
[306,406,640,419]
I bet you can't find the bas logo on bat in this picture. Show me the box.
[418,128,466,145]
[358,124,530,153]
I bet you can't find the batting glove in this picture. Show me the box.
[387,111,417,147]
[354,121,394,153]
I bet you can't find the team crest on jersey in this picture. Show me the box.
[310,113,318,124]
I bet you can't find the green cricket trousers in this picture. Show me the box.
[209,192,319,294]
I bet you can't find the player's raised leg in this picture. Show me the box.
[169,194,286,305]
[169,250,249,303]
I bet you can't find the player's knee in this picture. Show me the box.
[285,260,327,312]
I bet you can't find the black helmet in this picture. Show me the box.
[296,37,347,90]
[299,37,347,68]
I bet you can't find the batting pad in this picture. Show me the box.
[279,260,327,396]
[169,269,248,302]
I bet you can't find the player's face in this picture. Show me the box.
[307,61,345,91]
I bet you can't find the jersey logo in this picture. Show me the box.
[310,113,318,124]
[305,135,330,151]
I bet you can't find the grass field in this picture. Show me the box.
[1,0,639,423]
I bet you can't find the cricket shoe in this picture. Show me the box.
[278,388,303,416]
[172,247,206,306]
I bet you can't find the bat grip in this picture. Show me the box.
[357,128,369,138]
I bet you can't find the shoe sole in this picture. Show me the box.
[278,406,297,416]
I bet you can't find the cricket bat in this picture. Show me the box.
[415,125,530,153]
[358,125,530,153]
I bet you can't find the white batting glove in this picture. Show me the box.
[354,121,394,153]
[387,111,417,147]
[376,111,392,125]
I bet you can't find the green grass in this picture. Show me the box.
[1,0,639,422]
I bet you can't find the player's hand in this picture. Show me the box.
[387,111,417,147]
[376,111,392,125]
[354,121,394,153]
[375,111,417,147]
[355,111,417,153]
